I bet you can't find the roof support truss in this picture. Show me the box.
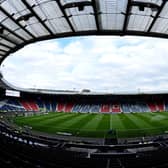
[147,0,167,32]
[62,1,92,9]
[122,0,132,33]
[0,42,12,49]
[57,0,75,32]
[22,0,54,35]
[0,23,26,42]
[92,0,100,31]
[0,49,7,53]
[0,6,36,39]
[0,34,17,45]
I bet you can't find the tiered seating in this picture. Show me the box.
[1,105,18,111]
[148,102,157,112]
[44,100,51,111]
[121,104,131,113]
[7,99,21,107]
[0,99,25,112]
[90,104,100,113]
[100,104,110,113]
[28,101,39,111]
[157,102,164,111]
[51,101,57,111]
[80,104,92,113]
[121,102,152,113]
[64,103,74,112]
[111,104,121,113]
[0,98,168,113]
[129,103,140,112]
[165,101,168,111]
[138,102,150,112]
[36,99,44,111]
[72,104,83,112]
[57,103,65,112]
[20,100,32,111]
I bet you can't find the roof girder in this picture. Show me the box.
[57,0,75,32]
[22,0,54,35]
[0,23,26,42]
[147,0,168,32]
[123,0,132,33]
[0,5,36,39]
[92,0,100,31]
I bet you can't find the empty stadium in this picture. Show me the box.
[1,0,168,168]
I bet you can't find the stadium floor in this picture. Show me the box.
[13,112,168,138]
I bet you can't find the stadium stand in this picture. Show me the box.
[0,96,168,113]
[101,104,111,113]
[157,102,165,112]
[111,104,121,113]
[20,100,32,111]
[1,0,168,167]
[1,92,168,168]
[28,101,39,111]
[64,103,74,112]
[90,104,101,113]
[1,120,168,168]
[57,102,65,112]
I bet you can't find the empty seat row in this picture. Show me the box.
[0,99,167,113]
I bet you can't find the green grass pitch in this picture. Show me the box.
[13,112,168,138]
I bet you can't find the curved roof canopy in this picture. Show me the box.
[0,0,167,64]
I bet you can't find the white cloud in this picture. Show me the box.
[1,36,168,93]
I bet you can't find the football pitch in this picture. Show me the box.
[13,112,168,138]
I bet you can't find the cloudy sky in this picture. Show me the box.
[1,36,168,93]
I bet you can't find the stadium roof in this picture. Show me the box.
[0,0,168,65]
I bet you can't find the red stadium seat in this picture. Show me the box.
[100,104,110,113]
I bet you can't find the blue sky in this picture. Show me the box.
[1,36,168,93]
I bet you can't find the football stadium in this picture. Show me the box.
[1,0,168,167]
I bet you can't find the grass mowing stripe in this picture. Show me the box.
[14,112,66,123]
[13,112,168,138]
[157,112,168,117]
[80,114,102,130]
[56,114,89,128]
[69,114,97,136]
[97,114,113,138]
[27,113,80,133]
[117,114,142,138]
[136,113,168,127]
[129,114,154,128]
[27,113,68,125]
[135,113,168,134]
[150,112,168,122]
[59,114,97,135]
[80,114,104,137]
[16,112,69,126]
[96,114,110,130]
[33,113,78,126]
[136,112,168,136]
[38,114,85,133]
[125,113,154,136]
[68,114,96,130]
[110,114,112,129]
[111,114,126,130]
[120,114,140,129]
